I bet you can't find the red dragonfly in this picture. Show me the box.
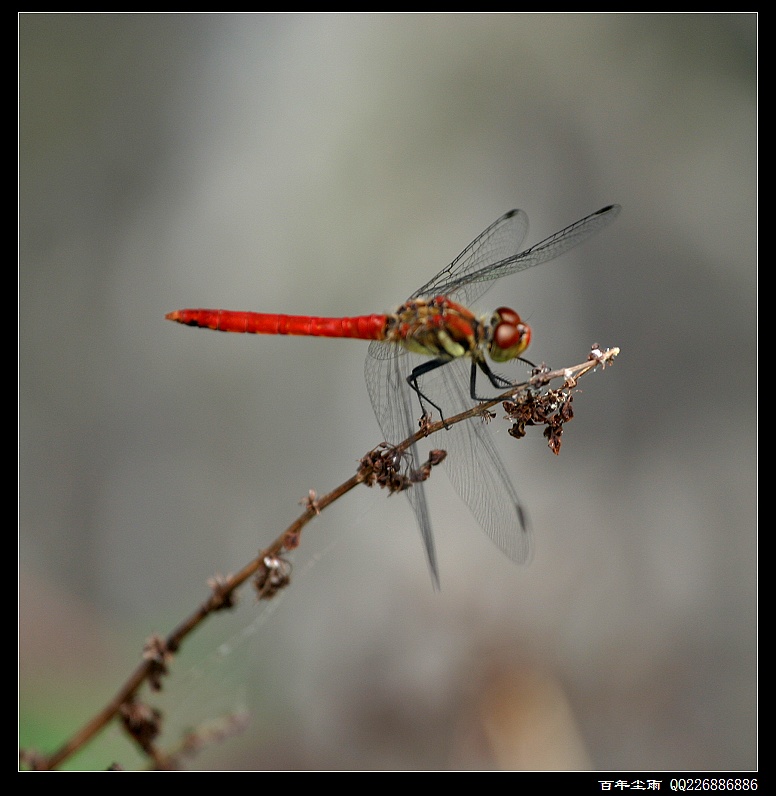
[167,204,620,587]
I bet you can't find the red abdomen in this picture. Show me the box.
[165,309,388,340]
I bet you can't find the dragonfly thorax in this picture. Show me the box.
[488,306,531,363]
[385,297,531,365]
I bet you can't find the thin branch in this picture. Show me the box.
[21,345,619,771]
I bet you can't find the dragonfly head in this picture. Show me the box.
[488,307,531,363]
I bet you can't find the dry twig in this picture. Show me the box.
[21,345,619,770]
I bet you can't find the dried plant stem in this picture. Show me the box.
[22,346,619,771]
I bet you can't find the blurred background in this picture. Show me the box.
[19,14,756,771]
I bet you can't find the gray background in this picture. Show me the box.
[20,14,756,770]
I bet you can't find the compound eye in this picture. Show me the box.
[495,307,521,327]
[491,308,531,362]
[494,321,524,351]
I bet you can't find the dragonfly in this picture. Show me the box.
[167,204,620,587]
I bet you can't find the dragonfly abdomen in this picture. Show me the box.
[166,308,389,340]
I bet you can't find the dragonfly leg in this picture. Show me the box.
[407,357,454,428]
[470,359,519,401]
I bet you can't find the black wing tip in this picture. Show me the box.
[505,205,621,224]
[516,503,531,535]
[514,503,535,566]
[427,547,441,590]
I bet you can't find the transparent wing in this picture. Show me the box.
[365,340,441,588]
[432,357,533,566]
[410,209,529,305]
[365,341,532,586]
[414,204,621,306]
[366,205,620,585]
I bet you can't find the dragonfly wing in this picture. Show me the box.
[410,209,530,306]
[364,205,619,583]
[365,340,440,588]
[366,340,532,584]
[433,358,533,565]
[436,204,621,301]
